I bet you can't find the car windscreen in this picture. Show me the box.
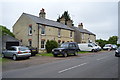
[19,47,29,51]
[60,43,69,48]
[105,45,111,47]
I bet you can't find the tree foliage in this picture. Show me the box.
[57,11,74,26]
[45,40,58,53]
[108,36,118,44]
[0,25,15,37]
[96,36,118,48]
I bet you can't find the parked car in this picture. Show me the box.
[91,43,101,51]
[112,44,117,50]
[103,44,112,50]
[2,46,31,60]
[115,47,120,57]
[52,42,80,57]
[78,43,98,52]
[27,46,38,56]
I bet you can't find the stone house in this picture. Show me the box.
[59,17,96,43]
[13,8,74,52]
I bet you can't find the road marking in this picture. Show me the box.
[58,63,87,73]
[97,56,108,60]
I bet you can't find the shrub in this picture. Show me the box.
[45,40,58,53]
[117,44,120,47]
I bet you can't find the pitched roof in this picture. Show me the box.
[23,13,74,31]
[72,27,96,36]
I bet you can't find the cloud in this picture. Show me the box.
[0,1,118,40]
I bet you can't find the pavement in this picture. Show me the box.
[2,51,119,78]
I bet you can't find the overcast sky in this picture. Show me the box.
[0,0,119,40]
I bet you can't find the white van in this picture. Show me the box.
[78,43,98,52]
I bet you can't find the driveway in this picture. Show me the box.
[2,51,109,72]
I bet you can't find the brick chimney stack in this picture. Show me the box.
[39,8,46,18]
[78,23,83,29]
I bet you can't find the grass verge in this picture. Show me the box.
[0,58,10,62]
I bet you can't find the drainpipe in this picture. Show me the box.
[38,24,39,52]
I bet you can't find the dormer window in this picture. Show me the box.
[28,24,32,35]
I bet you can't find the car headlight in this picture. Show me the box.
[115,50,118,53]
[59,49,62,52]
[52,49,54,52]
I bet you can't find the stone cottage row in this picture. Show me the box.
[13,8,96,52]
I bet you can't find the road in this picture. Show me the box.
[2,51,118,78]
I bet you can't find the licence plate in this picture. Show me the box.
[32,50,36,51]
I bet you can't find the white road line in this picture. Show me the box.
[58,63,87,73]
[97,56,108,60]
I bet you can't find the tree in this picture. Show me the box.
[108,36,118,44]
[57,11,74,26]
[96,39,108,48]
[96,36,118,48]
[45,40,58,53]
[0,25,15,37]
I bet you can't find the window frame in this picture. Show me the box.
[41,25,45,35]
[41,40,45,49]
[70,31,72,38]
[28,39,32,47]
[58,29,61,37]
[28,24,32,36]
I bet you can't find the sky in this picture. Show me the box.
[0,0,119,40]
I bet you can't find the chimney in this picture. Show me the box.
[78,23,83,29]
[67,20,73,27]
[39,8,46,18]
[59,17,65,25]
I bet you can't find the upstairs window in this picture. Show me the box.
[70,31,72,38]
[41,25,45,35]
[82,33,84,40]
[58,29,61,37]
[28,24,32,35]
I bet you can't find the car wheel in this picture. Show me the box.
[53,54,57,57]
[74,51,78,56]
[13,55,17,61]
[92,49,95,52]
[63,53,68,57]
[26,57,30,59]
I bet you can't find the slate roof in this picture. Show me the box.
[72,27,96,36]
[23,13,74,31]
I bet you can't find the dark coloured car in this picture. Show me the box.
[52,42,80,57]
[115,47,120,57]
[27,46,38,56]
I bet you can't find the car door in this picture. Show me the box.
[6,47,16,57]
[68,43,75,54]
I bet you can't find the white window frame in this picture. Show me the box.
[41,25,45,35]
[28,25,32,35]
[41,40,45,49]
[70,31,72,38]
[82,33,84,40]
[58,29,61,37]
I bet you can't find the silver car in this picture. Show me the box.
[2,46,31,60]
